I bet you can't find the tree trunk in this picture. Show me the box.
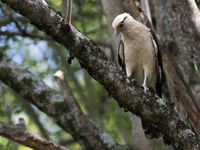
[152,0,200,102]
[152,0,200,138]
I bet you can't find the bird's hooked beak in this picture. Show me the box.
[114,30,120,36]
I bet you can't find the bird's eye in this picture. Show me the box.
[119,23,123,27]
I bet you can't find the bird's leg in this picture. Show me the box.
[131,78,136,82]
[142,70,149,93]
[142,76,147,92]
[126,71,136,83]
[126,70,132,78]
[125,64,137,85]
[126,70,131,81]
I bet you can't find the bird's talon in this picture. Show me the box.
[131,78,136,82]
[142,84,149,93]
[112,13,163,98]
[126,78,131,82]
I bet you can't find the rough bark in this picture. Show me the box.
[0,120,69,150]
[0,52,128,150]
[152,0,200,138]
[153,0,200,67]
[123,0,200,140]
[162,50,200,138]
[1,0,200,149]
[152,0,200,101]
[101,0,153,149]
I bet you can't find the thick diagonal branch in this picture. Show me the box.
[0,52,127,150]
[0,120,68,150]
[1,0,200,149]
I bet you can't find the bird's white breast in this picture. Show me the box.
[121,28,156,86]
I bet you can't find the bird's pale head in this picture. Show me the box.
[112,13,133,34]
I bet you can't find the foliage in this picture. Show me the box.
[196,0,200,8]
[0,0,131,149]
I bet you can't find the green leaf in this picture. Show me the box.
[193,61,200,81]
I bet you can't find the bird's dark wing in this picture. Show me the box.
[141,30,164,140]
[118,40,125,71]
[150,30,163,97]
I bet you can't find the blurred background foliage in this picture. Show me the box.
[196,0,200,8]
[0,0,132,149]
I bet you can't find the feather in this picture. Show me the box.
[118,40,125,71]
[113,13,164,140]
[150,29,163,97]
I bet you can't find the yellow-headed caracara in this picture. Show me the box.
[112,13,163,97]
[112,13,164,139]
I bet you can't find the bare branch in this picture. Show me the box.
[124,0,200,139]
[0,53,128,150]
[0,119,69,150]
[21,100,50,139]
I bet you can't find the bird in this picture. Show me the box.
[112,13,164,139]
[112,13,163,97]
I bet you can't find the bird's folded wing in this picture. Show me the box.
[118,40,125,71]
[150,30,163,97]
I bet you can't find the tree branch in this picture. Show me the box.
[0,119,69,150]
[152,0,200,109]
[1,0,200,149]
[124,0,200,139]
[21,100,50,139]
[151,0,200,138]
[0,52,128,150]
